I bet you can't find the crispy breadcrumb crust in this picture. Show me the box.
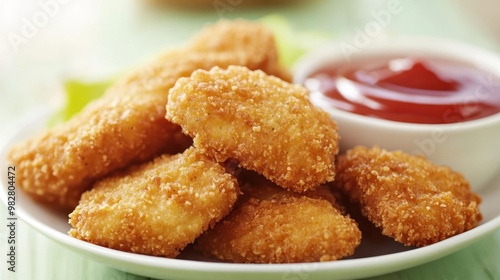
[335,146,482,247]
[7,20,289,211]
[184,19,291,82]
[166,66,339,193]
[68,147,239,257]
[196,172,361,263]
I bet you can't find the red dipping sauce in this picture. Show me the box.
[304,57,500,124]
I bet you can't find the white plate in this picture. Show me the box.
[1,107,500,280]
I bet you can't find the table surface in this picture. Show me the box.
[1,0,499,279]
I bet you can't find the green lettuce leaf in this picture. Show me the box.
[259,14,330,68]
[48,79,113,127]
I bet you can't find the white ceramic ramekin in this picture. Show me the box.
[294,37,500,191]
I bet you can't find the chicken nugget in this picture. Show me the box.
[184,19,291,82]
[7,20,289,211]
[196,171,361,263]
[166,65,339,193]
[335,146,482,247]
[68,147,239,257]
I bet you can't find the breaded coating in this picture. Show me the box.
[8,92,191,212]
[68,147,239,257]
[184,19,291,82]
[335,146,482,247]
[7,20,289,211]
[166,66,339,193]
[106,19,290,94]
[196,171,361,263]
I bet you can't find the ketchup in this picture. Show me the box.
[305,57,500,124]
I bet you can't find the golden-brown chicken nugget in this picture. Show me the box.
[196,171,361,263]
[7,20,289,211]
[335,146,482,247]
[184,19,291,82]
[166,65,339,193]
[69,147,239,257]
